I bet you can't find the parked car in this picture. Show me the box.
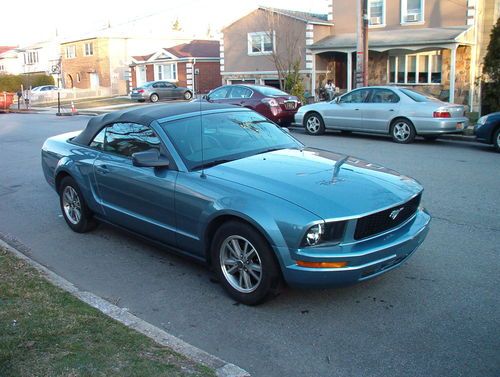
[475,111,500,152]
[41,103,430,305]
[130,81,192,102]
[31,85,59,92]
[204,84,301,126]
[295,86,469,144]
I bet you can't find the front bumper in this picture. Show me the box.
[278,209,431,287]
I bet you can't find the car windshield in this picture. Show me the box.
[257,86,289,96]
[160,111,302,170]
[400,88,439,102]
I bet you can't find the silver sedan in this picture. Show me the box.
[295,86,468,143]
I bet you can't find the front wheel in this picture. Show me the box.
[211,222,281,305]
[304,113,325,135]
[494,128,500,152]
[391,119,416,144]
[183,91,193,100]
[59,177,96,233]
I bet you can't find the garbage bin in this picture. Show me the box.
[0,92,14,111]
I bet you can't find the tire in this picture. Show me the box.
[59,177,97,233]
[423,135,438,141]
[391,119,416,144]
[150,93,159,103]
[183,91,193,100]
[494,128,500,152]
[211,221,281,305]
[304,112,325,135]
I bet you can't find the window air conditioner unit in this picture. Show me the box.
[370,16,382,25]
[405,13,419,22]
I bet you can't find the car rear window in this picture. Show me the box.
[257,86,288,96]
[400,88,437,102]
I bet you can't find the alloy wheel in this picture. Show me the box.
[62,186,82,225]
[219,235,262,293]
[306,116,321,134]
[393,122,411,142]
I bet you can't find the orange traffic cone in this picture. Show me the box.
[71,101,78,115]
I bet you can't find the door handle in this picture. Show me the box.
[355,108,360,111]
[389,109,395,112]
[95,165,110,175]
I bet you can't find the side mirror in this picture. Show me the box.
[132,149,170,168]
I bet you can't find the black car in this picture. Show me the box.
[475,111,500,152]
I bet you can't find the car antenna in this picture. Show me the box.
[199,92,206,179]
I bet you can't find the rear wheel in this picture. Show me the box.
[494,128,500,152]
[183,91,193,100]
[391,119,416,144]
[59,177,96,233]
[150,93,159,103]
[304,113,325,135]
[211,221,281,305]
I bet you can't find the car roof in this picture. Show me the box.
[73,102,243,146]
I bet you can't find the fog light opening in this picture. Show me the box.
[297,260,348,268]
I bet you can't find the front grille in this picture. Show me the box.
[284,101,297,110]
[354,194,421,240]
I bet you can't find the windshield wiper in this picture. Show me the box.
[191,159,234,170]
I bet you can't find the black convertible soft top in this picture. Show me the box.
[72,102,239,146]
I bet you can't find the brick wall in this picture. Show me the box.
[131,66,137,88]
[177,62,187,87]
[193,62,221,93]
[146,65,154,81]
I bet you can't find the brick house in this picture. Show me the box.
[222,1,498,111]
[130,40,221,94]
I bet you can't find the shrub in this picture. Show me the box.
[0,74,54,92]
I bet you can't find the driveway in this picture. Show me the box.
[0,114,499,377]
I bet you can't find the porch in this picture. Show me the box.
[310,26,475,106]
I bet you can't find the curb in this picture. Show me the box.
[0,237,250,377]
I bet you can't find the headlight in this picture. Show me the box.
[477,115,488,126]
[302,221,347,247]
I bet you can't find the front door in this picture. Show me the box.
[89,73,99,89]
[136,66,146,87]
[324,88,371,129]
[92,122,178,245]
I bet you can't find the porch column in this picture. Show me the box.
[311,52,316,100]
[449,45,457,104]
[347,51,353,91]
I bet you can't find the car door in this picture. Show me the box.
[164,82,177,99]
[206,86,232,104]
[152,82,167,99]
[324,88,371,129]
[361,88,401,133]
[92,122,178,246]
[226,86,254,107]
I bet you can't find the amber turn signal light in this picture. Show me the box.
[297,260,348,268]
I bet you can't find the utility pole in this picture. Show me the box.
[356,0,369,88]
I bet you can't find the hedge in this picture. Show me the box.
[0,74,55,92]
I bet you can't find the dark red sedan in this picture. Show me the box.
[205,84,301,126]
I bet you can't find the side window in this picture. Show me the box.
[153,82,166,88]
[339,89,370,104]
[104,123,161,157]
[209,87,230,99]
[229,86,252,99]
[369,89,400,104]
[165,82,175,88]
[89,128,106,149]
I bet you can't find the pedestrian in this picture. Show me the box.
[324,79,335,101]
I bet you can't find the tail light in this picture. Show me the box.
[261,97,279,107]
[137,89,145,93]
[433,111,451,118]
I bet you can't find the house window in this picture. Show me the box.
[155,63,177,81]
[76,73,81,82]
[24,51,39,65]
[368,0,385,26]
[388,51,442,84]
[401,0,424,24]
[65,45,76,59]
[84,42,94,56]
[0,64,4,71]
[247,32,274,55]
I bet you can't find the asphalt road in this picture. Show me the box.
[0,113,499,377]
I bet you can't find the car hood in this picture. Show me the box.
[206,148,422,220]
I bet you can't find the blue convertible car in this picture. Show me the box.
[41,103,431,304]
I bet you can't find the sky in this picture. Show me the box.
[1,0,330,46]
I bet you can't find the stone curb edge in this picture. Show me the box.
[0,238,250,377]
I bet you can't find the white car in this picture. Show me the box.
[295,86,468,144]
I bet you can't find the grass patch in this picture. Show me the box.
[0,247,215,377]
